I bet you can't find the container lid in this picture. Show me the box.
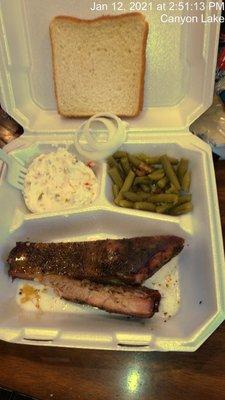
[0,0,222,133]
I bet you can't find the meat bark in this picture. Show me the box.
[8,236,184,284]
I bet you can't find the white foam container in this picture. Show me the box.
[0,0,224,351]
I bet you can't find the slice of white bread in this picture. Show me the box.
[50,13,148,117]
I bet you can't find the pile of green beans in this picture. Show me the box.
[107,151,193,216]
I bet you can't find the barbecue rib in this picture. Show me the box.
[37,275,161,318]
[8,236,184,285]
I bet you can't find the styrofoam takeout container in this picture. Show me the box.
[0,0,224,351]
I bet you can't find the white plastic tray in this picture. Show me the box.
[0,1,224,351]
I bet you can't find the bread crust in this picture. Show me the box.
[49,13,149,118]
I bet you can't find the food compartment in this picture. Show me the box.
[105,140,198,223]
[0,139,104,219]
[0,0,219,131]
[0,211,186,329]
[0,205,221,350]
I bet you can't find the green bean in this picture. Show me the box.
[161,155,181,191]
[115,170,135,205]
[123,191,149,202]
[134,202,156,211]
[107,156,125,179]
[135,154,162,164]
[169,202,193,215]
[157,176,168,189]
[120,157,130,175]
[156,204,173,214]
[107,156,118,168]
[112,184,119,199]
[124,192,178,203]
[177,194,192,205]
[181,171,191,192]
[148,194,178,203]
[128,154,141,168]
[141,184,151,193]
[165,184,179,194]
[113,151,128,159]
[148,169,165,181]
[135,154,178,165]
[108,167,124,189]
[134,176,150,186]
[177,158,189,184]
[118,200,134,208]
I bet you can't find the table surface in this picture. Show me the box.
[0,108,225,400]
